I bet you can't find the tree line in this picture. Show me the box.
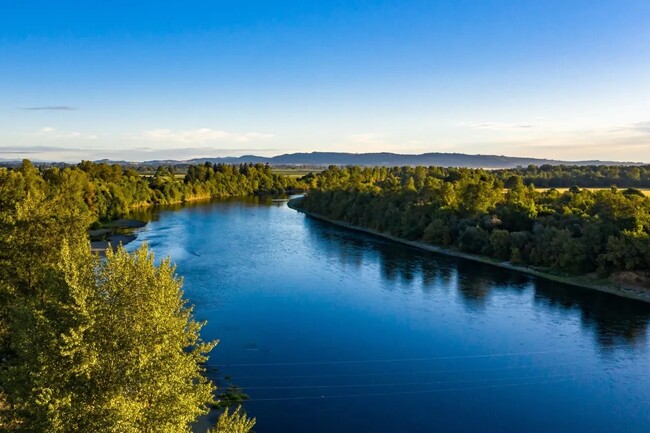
[39,159,304,222]
[296,165,650,282]
[494,164,650,188]
[0,161,257,431]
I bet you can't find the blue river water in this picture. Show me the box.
[128,197,650,433]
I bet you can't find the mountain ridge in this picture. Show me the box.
[4,151,644,168]
[141,151,644,168]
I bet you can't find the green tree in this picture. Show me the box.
[488,229,511,260]
[3,244,216,432]
[458,226,489,254]
[210,406,256,433]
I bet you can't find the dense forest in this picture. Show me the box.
[6,159,304,222]
[297,165,650,287]
[494,164,650,188]
[0,161,261,431]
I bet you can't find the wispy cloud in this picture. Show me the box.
[0,145,82,155]
[21,106,77,111]
[129,128,274,143]
[36,127,97,140]
[135,146,283,154]
[616,121,650,134]
[451,119,650,162]
[0,145,283,162]
[457,121,535,131]
[487,121,650,162]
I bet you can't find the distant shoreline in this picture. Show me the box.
[88,196,240,254]
[287,198,650,303]
[88,194,296,254]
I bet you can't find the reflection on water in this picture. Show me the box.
[127,198,650,433]
[304,217,650,349]
[129,195,291,222]
[534,280,650,349]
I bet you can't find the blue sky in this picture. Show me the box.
[1,0,650,162]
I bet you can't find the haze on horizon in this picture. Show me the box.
[1,1,649,163]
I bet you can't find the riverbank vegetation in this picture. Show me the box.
[493,164,650,188]
[297,165,650,290]
[14,159,305,222]
[0,161,256,430]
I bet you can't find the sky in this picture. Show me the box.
[1,0,650,162]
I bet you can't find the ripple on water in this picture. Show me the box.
[130,199,650,433]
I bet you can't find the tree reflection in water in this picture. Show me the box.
[306,217,650,350]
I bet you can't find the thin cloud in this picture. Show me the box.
[21,106,77,111]
[453,120,650,162]
[0,145,83,155]
[0,145,285,163]
[36,127,97,140]
[458,121,535,131]
[494,126,650,162]
[130,128,274,144]
[622,121,650,134]
[135,147,283,153]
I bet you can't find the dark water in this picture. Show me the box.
[129,197,650,433]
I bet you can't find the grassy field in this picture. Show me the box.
[535,187,650,196]
[271,168,320,178]
[138,173,187,178]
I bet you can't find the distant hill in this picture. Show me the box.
[143,151,643,169]
[3,152,642,169]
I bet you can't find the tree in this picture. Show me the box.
[297,164,650,280]
[210,406,256,433]
[488,229,511,260]
[3,244,216,432]
[0,165,95,430]
[458,226,489,254]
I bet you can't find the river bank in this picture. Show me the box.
[288,198,650,303]
[89,218,147,254]
[89,196,244,254]
[90,194,300,254]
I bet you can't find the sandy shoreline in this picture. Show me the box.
[287,198,650,303]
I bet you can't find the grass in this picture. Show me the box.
[138,173,187,178]
[271,168,319,178]
[535,187,650,196]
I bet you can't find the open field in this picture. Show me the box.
[138,173,186,177]
[535,187,650,196]
[271,168,320,178]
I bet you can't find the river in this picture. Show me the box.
[128,196,650,433]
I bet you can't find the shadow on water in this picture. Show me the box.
[533,279,650,349]
[128,194,293,223]
[304,217,650,350]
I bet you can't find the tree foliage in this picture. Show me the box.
[8,160,305,222]
[4,244,216,432]
[494,164,650,188]
[297,165,650,280]
[210,406,256,433]
[0,161,219,432]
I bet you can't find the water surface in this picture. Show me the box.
[129,197,650,433]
